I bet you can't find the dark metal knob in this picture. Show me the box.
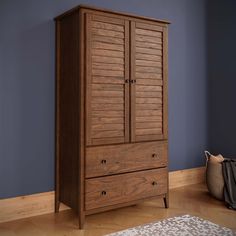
[130,79,136,83]
[152,153,158,158]
[152,181,158,186]
[101,159,107,164]
[101,191,107,195]
[125,79,129,83]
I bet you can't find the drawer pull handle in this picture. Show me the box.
[152,153,158,158]
[101,159,107,164]
[152,181,158,186]
[101,191,107,196]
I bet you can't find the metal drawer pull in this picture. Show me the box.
[152,153,158,158]
[101,191,107,195]
[101,159,107,164]
[130,79,136,83]
[152,181,158,186]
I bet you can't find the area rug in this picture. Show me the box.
[105,215,236,236]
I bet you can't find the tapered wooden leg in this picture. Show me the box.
[164,193,169,208]
[78,212,85,229]
[55,197,60,213]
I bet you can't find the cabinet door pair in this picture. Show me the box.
[85,13,168,146]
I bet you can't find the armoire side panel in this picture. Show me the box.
[85,13,130,146]
[56,13,80,210]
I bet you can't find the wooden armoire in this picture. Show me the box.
[55,5,170,228]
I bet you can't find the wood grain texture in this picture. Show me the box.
[92,62,124,71]
[91,21,124,32]
[136,53,162,61]
[55,5,170,25]
[2,183,236,236]
[85,13,93,146]
[55,5,169,228]
[135,72,162,79]
[169,167,206,189]
[130,20,136,142]
[86,13,128,146]
[124,20,130,143]
[136,34,162,44]
[92,14,125,25]
[136,22,163,32]
[136,91,162,98]
[56,13,80,212]
[136,60,162,67]
[132,20,165,142]
[92,42,124,51]
[136,78,163,86]
[55,18,60,214]
[163,27,168,139]
[85,168,168,210]
[78,9,86,228]
[136,41,162,50]
[92,28,124,38]
[135,28,162,37]
[0,192,69,224]
[0,167,206,224]
[86,141,168,178]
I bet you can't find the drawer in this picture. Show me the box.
[86,141,167,178]
[85,168,167,210]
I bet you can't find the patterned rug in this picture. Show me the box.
[105,215,236,236]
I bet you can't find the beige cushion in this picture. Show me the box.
[205,152,224,200]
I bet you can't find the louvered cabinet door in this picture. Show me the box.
[85,13,130,146]
[130,21,168,142]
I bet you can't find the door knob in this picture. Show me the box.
[152,153,158,158]
[101,159,107,164]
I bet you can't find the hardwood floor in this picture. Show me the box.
[0,183,235,236]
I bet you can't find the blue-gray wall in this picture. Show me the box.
[0,0,207,199]
[207,0,236,157]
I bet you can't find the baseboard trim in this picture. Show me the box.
[0,166,205,223]
[169,166,205,189]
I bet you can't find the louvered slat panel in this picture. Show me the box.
[131,21,164,141]
[86,14,129,145]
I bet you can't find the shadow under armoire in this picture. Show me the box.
[55,5,170,229]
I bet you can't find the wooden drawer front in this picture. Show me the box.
[86,141,167,178]
[85,168,167,210]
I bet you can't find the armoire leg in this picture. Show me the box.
[55,198,60,213]
[78,212,85,229]
[163,193,169,208]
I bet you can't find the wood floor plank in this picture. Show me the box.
[2,183,236,236]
